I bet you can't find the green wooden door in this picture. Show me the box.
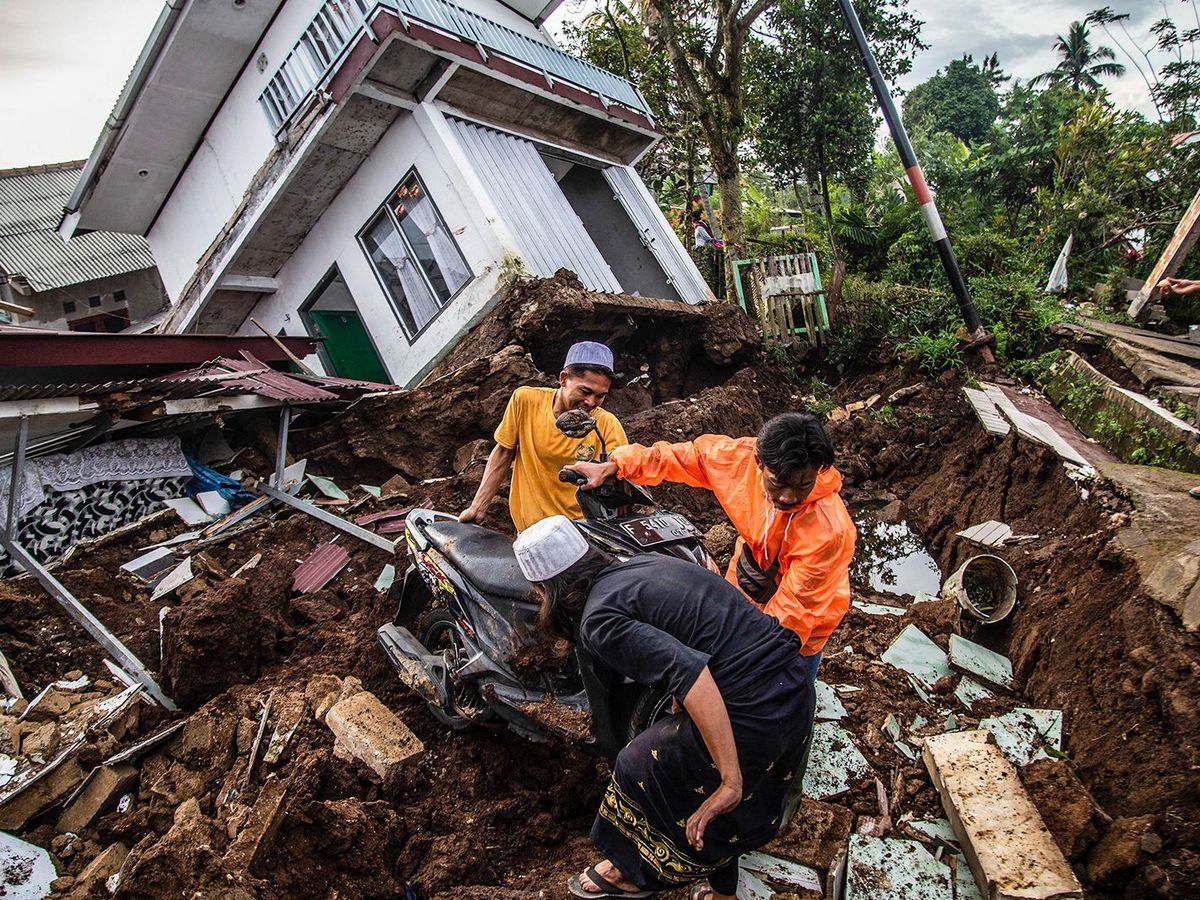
[308,310,390,383]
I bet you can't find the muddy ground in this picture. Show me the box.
[0,271,1195,898]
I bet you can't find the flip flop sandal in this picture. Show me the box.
[1189,487,1200,500]
[567,865,653,898]
[689,887,714,900]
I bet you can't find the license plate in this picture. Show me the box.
[619,514,699,547]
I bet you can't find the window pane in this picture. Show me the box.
[362,211,440,336]
[391,177,471,301]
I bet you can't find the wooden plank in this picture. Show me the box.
[962,387,1011,437]
[1129,187,1200,319]
[923,731,1082,900]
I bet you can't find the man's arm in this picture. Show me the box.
[682,667,742,851]
[565,437,728,491]
[459,444,516,524]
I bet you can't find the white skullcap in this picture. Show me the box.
[513,515,589,582]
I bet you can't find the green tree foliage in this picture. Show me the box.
[749,0,924,254]
[1031,20,1125,91]
[903,56,1000,144]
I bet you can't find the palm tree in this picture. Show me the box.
[1031,21,1126,91]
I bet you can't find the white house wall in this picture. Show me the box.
[147,0,553,302]
[239,103,514,387]
[447,117,622,292]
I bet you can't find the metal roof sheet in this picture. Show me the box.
[0,164,156,290]
[291,543,351,594]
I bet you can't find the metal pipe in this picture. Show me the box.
[5,417,27,538]
[273,405,291,488]
[836,0,987,339]
[260,483,397,552]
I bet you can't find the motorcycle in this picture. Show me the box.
[376,412,717,756]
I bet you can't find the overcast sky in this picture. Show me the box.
[0,0,1174,170]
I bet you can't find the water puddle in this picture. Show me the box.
[851,508,942,599]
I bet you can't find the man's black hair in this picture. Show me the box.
[755,412,835,481]
[564,363,615,381]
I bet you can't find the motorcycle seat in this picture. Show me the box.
[422,521,535,602]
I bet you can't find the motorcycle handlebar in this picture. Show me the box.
[558,467,587,485]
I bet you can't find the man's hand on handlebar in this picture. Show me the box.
[563,459,619,490]
[458,504,486,524]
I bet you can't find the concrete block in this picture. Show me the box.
[223,775,288,872]
[324,691,424,784]
[923,730,1082,900]
[57,764,138,835]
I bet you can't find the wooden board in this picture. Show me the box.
[1129,187,1200,319]
[923,731,1082,900]
[1081,319,1200,364]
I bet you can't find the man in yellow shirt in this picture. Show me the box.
[459,342,628,531]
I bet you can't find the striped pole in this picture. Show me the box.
[836,0,987,340]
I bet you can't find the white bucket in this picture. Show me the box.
[944,554,1017,624]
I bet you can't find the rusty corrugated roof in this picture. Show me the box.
[291,543,351,594]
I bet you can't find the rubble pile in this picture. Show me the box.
[0,275,1192,897]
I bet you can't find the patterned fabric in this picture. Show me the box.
[0,437,191,519]
[0,477,188,577]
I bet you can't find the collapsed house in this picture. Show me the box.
[58,0,712,386]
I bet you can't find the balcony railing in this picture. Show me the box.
[258,0,652,134]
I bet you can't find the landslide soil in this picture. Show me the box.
[0,273,1194,898]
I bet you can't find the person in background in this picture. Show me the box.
[565,413,855,680]
[513,516,815,900]
[459,341,628,531]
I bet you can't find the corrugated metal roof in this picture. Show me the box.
[291,543,351,593]
[0,164,156,291]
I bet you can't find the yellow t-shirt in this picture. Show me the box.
[495,386,628,531]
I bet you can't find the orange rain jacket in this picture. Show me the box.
[611,435,857,655]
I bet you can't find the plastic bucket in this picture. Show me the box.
[943,554,1017,624]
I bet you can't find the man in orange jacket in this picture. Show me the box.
[565,412,855,680]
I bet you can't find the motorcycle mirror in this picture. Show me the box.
[555,409,597,439]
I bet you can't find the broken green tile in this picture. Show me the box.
[803,722,871,800]
[908,675,932,704]
[308,474,350,501]
[854,600,906,616]
[739,852,821,893]
[846,835,953,900]
[979,708,1064,767]
[895,740,917,760]
[735,867,774,900]
[815,680,848,720]
[911,715,929,732]
[945,713,959,732]
[361,484,382,498]
[905,817,958,845]
[882,625,952,688]
[374,564,396,593]
[953,677,994,710]
[883,713,901,741]
[949,634,1014,690]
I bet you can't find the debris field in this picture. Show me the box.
[0,272,1194,898]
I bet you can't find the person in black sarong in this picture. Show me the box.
[512,515,815,900]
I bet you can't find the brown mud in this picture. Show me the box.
[0,275,1194,898]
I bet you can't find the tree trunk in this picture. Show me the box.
[817,143,841,264]
[713,154,743,301]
